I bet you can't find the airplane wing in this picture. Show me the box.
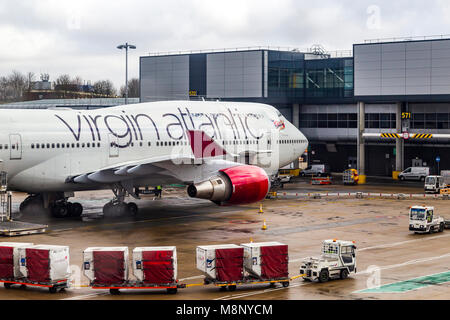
[67,130,256,186]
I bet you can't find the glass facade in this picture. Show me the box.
[411,113,450,129]
[267,51,354,102]
[299,112,398,129]
[268,51,305,98]
[305,58,354,99]
[299,113,358,128]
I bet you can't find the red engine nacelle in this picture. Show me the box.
[187,165,270,205]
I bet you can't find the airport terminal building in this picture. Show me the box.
[140,37,450,177]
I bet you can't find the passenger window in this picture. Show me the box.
[57,143,60,148]
[31,144,35,149]
[87,143,90,148]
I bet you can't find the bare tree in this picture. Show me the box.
[93,80,116,96]
[55,74,73,91]
[120,78,140,98]
[26,72,36,91]
[8,71,27,101]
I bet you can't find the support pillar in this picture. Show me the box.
[357,102,366,184]
[292,104,300,169]
[392,102,404,180]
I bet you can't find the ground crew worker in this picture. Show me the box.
[156,185,162,198]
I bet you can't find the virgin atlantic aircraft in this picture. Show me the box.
[0,101,308,217]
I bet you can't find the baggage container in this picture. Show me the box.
[83,247,128,285]
[196,244,244,283]
[0,242,33,279]
[18,245,70,282]
[133,246,177,284]
[241,242,289,280]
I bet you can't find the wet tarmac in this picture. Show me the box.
[0,178,449,300]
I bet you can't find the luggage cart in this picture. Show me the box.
[0,278,68,293]
[311,176,332,185]
[91,280,184,295]
[343,169,358,185]
[203,275,301,291]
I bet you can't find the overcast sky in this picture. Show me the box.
[1,0,449,90]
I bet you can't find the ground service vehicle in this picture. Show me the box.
[424,176,447,193]
[409,206,445,234]
[425,171,450,193]
[300,164,329,177]
[300,240,356,283]
[398,167,430,182]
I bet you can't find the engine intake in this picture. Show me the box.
[187,165,270,205]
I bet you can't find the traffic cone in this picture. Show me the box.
[261,219,267,231]
[258,203,264,214]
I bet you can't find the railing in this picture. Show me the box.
[147,46,353,58]
[364,34,450,44]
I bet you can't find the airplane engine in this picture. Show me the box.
[187,165,270,205]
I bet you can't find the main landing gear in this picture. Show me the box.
[50,200,83,218]
[19,193,83,218]
[102,185,138,216]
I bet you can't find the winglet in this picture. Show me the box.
[187,130,227,159]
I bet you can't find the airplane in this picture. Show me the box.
[0,100,308,218]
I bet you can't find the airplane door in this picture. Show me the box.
[108,134,119,158]
[256,130,273,168]
[9,134,22,160]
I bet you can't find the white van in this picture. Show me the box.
[398,167,430,182]
[300,164,330,177]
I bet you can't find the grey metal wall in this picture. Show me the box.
[206,51,263,98]
[354,39,450,96]
[140,55,189,102]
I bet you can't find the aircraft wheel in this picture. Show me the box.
[70,202,83,217]
[103,202,128,216]
[51,203,69,218]
[127,202,138,215]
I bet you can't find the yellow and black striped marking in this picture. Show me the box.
[380,133,401,139]
[412,133,433,139]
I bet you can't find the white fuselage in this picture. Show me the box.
[0,101,308,193]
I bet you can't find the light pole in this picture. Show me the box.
[117,42,136,105]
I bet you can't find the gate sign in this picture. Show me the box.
[402,132,409,140]
[436,156,441,163]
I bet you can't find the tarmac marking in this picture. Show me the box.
[52,208,251,232]
[264,216,388,236]
[289,234,450,263]
[357,252,450,274]
[179,275,204,281]
[354,271,450,293]
[62,292,110,300]
[214,283,306,300]
[358,233,450,252]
